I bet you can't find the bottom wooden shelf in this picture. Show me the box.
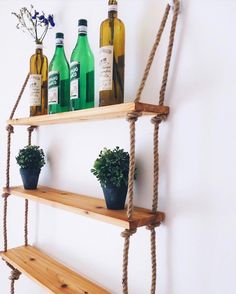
[1,245,110,294]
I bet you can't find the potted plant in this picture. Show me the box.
[16,145,46,190]
[91,146,134,210]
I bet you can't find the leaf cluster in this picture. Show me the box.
[16,145,45,169]
[91,147,131,188]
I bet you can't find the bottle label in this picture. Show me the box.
[99,46,113,91]
[29,74,41,106]
[70,61,80,100]
[56,38,64,46]
[48,71,59,105]
[108,4,117,12]
[78,26,87,34]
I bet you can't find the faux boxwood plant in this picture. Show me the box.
[91,146,132,188]
[16,145,45,169]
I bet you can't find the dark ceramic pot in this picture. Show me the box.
[102,184,128,210]
[20,168,41,190]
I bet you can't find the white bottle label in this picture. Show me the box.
[70,61,80,100]
[29,74,41,106]
[99,45,113,91]
[48,71,59,105]
[78,25,87,34]
[108,4,117,12]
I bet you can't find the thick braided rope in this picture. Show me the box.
[2,193,9,252]
[146,224,160,294]
[5,126,14,188]
[9,268,21,294]
[9,73,30,120]
[146,113,166,294]
[126,113,140,219]
[2,125,14,252]
[9,267,21,294]
[159,0,180,105]
[121,229,137,294]
[5,262,21,294]
[134,4,170,103]
[24,126,36,246]
[151,115,166,212]
[24,198,29,246]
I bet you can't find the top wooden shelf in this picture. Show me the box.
[7,102,169,126]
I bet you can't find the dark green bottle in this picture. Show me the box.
[48,32,70,114]
[70,19,94,110]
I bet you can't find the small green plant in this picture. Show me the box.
[91,146,133,188]
[16,145,45,169]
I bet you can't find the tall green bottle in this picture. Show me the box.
[70,19,94,110]
[48,32,70,114]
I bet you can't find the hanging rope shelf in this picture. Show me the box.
[1,1,180,293]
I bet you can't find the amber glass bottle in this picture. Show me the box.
[99,0,125,106]
[29,43,48,116]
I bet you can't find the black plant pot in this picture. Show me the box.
[20,168,41,190]
[102,184,128,210]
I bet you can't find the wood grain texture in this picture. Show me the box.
[5,186,165,229]
[7,102,169,126]
[0,245,110,294]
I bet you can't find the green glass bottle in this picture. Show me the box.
[48,33,70,114]
[70,19,94,110]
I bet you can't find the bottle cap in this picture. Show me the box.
[78,19,87,27]
[78,19,88,34]
[56,32,64,39]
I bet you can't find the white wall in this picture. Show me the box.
[1,0,236,293]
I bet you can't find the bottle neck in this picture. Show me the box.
[78,25,88,37]
[35,43,43,54]
[108,4,118,18]
[56,37,64,47]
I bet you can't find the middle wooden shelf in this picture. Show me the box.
[5,186,165,230]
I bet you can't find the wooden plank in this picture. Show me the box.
[0,245,110,294]
[7,102,169,126]
[5,186,165,229]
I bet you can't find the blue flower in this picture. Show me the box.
[48,15,55,27]
[43,18,48,25]
[38,14,45,21]
[32,10,39,20]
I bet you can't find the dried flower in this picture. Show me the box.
[12,5,55,44]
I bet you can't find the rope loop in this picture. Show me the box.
[2,192,10,199]
[121,228,137,239]
[146,222,161,231]
[9,268,21,281]
[6,125,14,134]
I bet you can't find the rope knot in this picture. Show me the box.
[9,268,21,281]
[6,125,14,134]
[27,126,36,133]
[146,222,161,231]
[151,114,167,125]
[2,192,10,199]
[126,112,140,123]
[121,228,137,238]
